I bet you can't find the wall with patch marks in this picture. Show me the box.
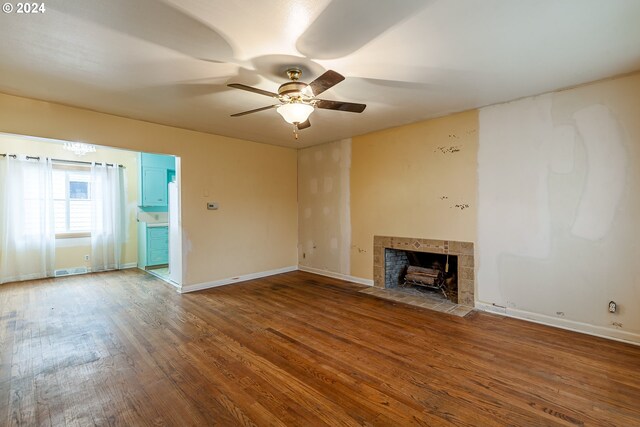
[478,73,640,342]
[298,139,351,275]
[350,110,479,280]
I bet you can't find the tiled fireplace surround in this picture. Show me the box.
[373,236,475,307]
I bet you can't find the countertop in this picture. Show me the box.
[146,223,168,228]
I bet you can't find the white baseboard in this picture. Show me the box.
[53,262,140,278]
[92,262,139,272]
[180,266,298,294]
[298,265,374,286]
[475,301,640,346]
[143,268,181,290]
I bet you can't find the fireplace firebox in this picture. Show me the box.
[373,236,474,308]
[385,248,458,303]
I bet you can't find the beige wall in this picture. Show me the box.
[0,134,139,270]
[0,93,298,286]
[477,73,640,342]
[350,110,479,280]
[298,74,640,344]
[298,139,351,275]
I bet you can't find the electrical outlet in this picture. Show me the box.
[84,255,90,261]
[303,252,306,259]
[608,301,617,313]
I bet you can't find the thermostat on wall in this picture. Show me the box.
[207,202,219,210]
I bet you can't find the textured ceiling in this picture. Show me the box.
[0,0,639,148]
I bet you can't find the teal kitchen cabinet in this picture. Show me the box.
[137,223,168,268]
[142,167,168,206]
[141,152,175,170]
[147,226,169,265]
[138,153,175,208]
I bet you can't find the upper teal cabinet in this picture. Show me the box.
[142,152,175,170]
[142,167,168,206]
[138,153,175,208]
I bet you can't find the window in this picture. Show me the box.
[53,167,91,236]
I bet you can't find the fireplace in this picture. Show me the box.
[385,248,458,303]
[373,236,474,307]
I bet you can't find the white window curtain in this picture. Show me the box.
[90,163,126,272]
[0,155,56,284]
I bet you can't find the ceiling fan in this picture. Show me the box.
[228,68,366,138]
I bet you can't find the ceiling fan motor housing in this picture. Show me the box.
[278,81,308,98]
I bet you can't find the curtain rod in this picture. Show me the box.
[0,153,125,168]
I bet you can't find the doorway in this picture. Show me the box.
[136,152,182,287]
[0,132,183,288]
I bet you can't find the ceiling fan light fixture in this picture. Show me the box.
[277,102,314,124]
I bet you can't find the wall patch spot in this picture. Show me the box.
[451,203,470,210]
[570,104,626,241]
[436,145,461,154]
[306,240,316,254]
[323,177,333,193]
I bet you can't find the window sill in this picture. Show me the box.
[56,232,91,239]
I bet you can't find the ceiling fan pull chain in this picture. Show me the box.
[293,124,299,140]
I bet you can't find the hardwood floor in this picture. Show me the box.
[1,270,639,426]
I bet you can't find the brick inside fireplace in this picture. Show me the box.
[373,236,474,307]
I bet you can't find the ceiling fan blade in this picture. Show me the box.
[305,70,345,96]
[316,100,366,113]
[49,0,234,63]
[296,0,429,59]
[228,83,279,98]
[230,105,279,117]
[297,119,311,130]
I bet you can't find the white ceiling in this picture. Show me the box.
[1,0,639,148]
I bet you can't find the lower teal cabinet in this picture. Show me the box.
[138,224,168,268]
[147,227,168,265]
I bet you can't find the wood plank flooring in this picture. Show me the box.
[1,269,639,426]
